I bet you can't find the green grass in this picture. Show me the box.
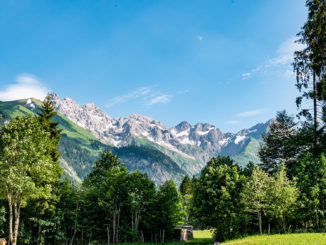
[112,232,326,245]
[113,230,213,245]
[222,233,326,245]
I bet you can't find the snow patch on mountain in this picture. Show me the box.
[49,93,270,174]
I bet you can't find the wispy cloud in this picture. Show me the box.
[241,72,251,80]
[106,87,152,108]
[226,120,240,125]
[197,36,203,41]
[0,73,48,101]
[106,86,178,108]
[147,94,172,106]
[236,109,264,117]
[241,37,305,80]
[178,89,190,94]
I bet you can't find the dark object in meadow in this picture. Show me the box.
[175,225,193,240]
[0,238,7,245]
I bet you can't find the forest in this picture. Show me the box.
[1,0,326,244]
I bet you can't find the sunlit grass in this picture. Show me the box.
[221,233,326,245]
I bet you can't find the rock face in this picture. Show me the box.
[50,93,270,174]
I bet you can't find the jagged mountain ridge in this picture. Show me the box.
[50,93,270,173]
[0,98,186,185]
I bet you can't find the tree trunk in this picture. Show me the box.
[141,230,144,243]
[162,229,165,243]
[81,228,84,245]
[112,212,116,244]
[135,211,139,232]
[268,223,270,235]
[313,71,317,134]
[12,201,21,245]
[69,230,76,245]
[107,226,110,245]
[116,208,120,243]
[258,211,262,235]
[282,214,286,232]
[8,192,13,245]
[131,212,134,231]
[88,232,92,245]
[37,224,42,245]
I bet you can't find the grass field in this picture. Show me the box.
[222,233,326,245]
[114,232,326,245]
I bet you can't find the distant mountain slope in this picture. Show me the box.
[0,99,185,185]
[49,93,270,171]
[0,94,270,185]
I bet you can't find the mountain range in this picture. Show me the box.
[0,93,270,185]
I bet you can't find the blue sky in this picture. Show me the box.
[0,0,307,132]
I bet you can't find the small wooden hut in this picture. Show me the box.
[0,238,7,245]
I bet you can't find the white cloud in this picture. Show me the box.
[106,87,152,108]
[241,72,251,80]
[0,73,48,101]
[197,36,203,41]
[236,109,264,117]
[178,89,190,94]
[241,37,305,80]
[226,120,240,125]
[147,94,172,106]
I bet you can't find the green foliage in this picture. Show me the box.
[241,168,271,234]
[0,115,63,244]
[191,157,245,242]
[180,175,192,196]
[155,180,183,238]
[293,0,326,125]
[266,164,299,232]
[293,153,326,229]
[259,111,298,174]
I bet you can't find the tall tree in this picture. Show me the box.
[259,111,297,174]
[241,168,271,234]
[266,164,299,232]
[34,95,63,245]
[180,175,192,196]
[293,0,326,132]
[294,153,326,230]
[37,94,62,162]
[191,157,245,242]
[0,116,63,245]
[155,180,182,243]
[128,171,156,238]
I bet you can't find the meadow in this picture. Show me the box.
[113,231,326,245]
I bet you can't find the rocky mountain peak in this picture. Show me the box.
[174,121,191,132]
[49,92,271,170]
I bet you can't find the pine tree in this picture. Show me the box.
[293,0,326,132]
[35,95,63,245]
[37,94,62,162]
[179,175,192,196]
[259,111,297,174]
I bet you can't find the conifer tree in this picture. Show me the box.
[259,111,297,174]
[179,175,192,196]
[37,94,62,162]
[293,0,326,132]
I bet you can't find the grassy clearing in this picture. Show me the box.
[222,233,326,245]
[114,232,326,245]
[114,230,213,245]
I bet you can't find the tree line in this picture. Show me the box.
[0,96,184,244]
[1,0,326,244]
[187,0,326,241]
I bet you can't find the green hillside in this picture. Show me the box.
[231,137,261,167]
[0,99,186,184]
